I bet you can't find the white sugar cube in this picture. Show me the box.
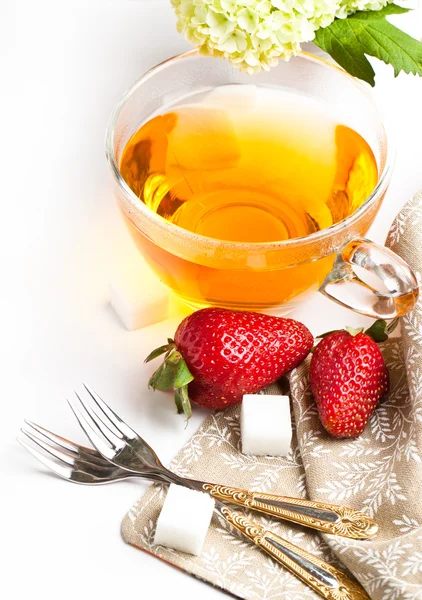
[109,261,169,331]
[241,394,292,456]
[153,484,215,555]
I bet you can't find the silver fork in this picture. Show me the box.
[19,416,369,600]
[18,420,163,485]
[18,423,369,600]
[79,386,374,599]
[19,419,378,538]
[66,385,377,540]
[18,402,370,600]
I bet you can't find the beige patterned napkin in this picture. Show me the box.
[122,191,422,599]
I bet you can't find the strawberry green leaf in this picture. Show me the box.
[364,319,388,342]
[365,317,399,342]
[148,359,179,391]
[165,350,194,388]
[345,326,365,337]
[144,342,175,363]
[147,345,194,420]
[314,4,422,86]
[175,385,192,420]
[174,358,194,389]
[148,349,189,390]
[174,387,183,414]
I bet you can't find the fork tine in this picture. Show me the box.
[82,384,136,438]
[23,420,115,468]
[67,397,117,460]
[17,436,73,480]
[77,387,124,440]
[20,428,76,466]
[24,419,82,454]
[17,434,120,485]
[74,391,123,444]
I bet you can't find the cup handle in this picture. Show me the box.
[319,237,419,319]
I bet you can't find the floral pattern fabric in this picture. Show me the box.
[122,191,422,599]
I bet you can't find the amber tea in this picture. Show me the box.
[118,86,378,310]
[121,87,377,242]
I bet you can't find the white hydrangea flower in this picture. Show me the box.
[336,0,391,18]
[171,0,341,73]
[171,0,394,73]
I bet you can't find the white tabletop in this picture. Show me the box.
[3,1,422,599]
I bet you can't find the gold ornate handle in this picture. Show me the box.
[202,483,378,540]
[219,506,370,600]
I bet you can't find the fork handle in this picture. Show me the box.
[201,483,377,540]
[218,505,370,600]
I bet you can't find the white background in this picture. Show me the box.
[2,1,422,599]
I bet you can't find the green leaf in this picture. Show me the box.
[144,343,175,363]
[174,388,183,414]
[174,358,194,389]
[148,349,186,390]
[365,317,399,342]
[174,385,192,421]
[148,359,179,391]
[314,4,422,86]
[345,326,365,337]
[147,341,194,421]
[165,350,194,388]
[364,319,388,342]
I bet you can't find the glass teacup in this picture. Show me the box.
[106,51,418,319]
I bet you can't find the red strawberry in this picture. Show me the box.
[146,307,313,418]
[309,320,395,438]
